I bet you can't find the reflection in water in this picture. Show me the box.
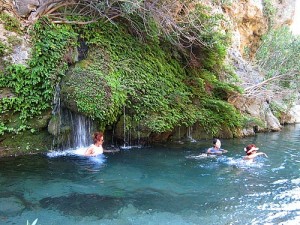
[0,125,300,224]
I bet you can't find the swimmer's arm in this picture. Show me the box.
[221,149,228,153]
[256,152,268,158]
[84,147,96,156]
[206,148,213,154]
[244,152,268,160]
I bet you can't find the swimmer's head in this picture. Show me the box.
[213,138,221,148]
[244,144,259,155]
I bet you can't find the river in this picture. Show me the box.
[0,124,300,224]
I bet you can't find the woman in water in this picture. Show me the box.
[84,132,104,156]
[206,138,228,155]
[243,144,268,161]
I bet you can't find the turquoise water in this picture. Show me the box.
[1,125,300,225]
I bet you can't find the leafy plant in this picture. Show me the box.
[0,17,77,133]
[0,12,22,34]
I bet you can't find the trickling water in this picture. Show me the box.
[187,126,196,142]
[52,83,61,115]
[123,106,127,149]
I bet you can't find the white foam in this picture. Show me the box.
[46,147,87,157]
[272,179,289,185]
[291,178,300,185]
[221,157,264,168]
[46,148,106,164]
[275,187,300,200]
[185,153,215,159]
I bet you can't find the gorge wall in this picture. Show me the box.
[0,0,299,155]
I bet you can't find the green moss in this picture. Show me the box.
[1,13,242,139]
[66,20,242,135]
[0,12,22,34]
[0,130,52,156]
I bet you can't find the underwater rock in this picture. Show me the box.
[39,193,125,218]
[0,196,25,216]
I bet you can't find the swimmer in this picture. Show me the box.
[84,132,104,156]
[206,138,228,155]
[243,144,268,162]
[84,132,120,156]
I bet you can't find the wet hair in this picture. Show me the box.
[213,138,220,145]
[93,132,104,144]
[245,144,257,155]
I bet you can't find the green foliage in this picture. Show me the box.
[255,26,300,88]
[0,12,22,34]
[185,69,242,135]
[269,101,286,120]
[262,0,277,28]
[1,12,242,137]
[70,20,242,134]
[174,3,230,70]
[71,21,196,132]
[0,17,77,133]
[242,115,265,129]
[0,42,7,56]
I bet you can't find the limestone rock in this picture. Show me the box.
[263,102,282,131]
[273,0,296,27]
[14,0,40,17]
[0,22,30,65]
[224,0,267,58]
[282,105,300,124]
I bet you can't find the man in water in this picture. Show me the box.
[206,138,228,155]
[243,144,268,162]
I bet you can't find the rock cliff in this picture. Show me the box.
[0,0,299,155]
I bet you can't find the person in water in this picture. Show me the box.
[84,132,104,156]
[206,138,228,155]
[243,144,268,161]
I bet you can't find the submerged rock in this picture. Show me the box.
[0,196,25,216]
[39,193,125,218]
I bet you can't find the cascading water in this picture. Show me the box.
[61,110,95,149]
[187,126,196,142]
[51,84,95,151]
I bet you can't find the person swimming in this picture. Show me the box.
[84,132,120,156]
[84,132,104,156]
[243,144,268,162]
[206,138,228,155]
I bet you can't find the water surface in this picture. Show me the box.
[1,125,300,224]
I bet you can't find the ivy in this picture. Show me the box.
[0,17,77,132]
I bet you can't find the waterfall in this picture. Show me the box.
[120,106,142,149]
[123,106,127,149]
[51,84,95,150]
[187,126,196,142]
[67,111,94,149]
